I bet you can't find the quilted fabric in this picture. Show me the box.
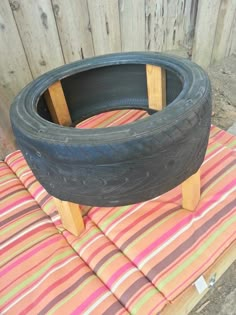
[1,109,236,314]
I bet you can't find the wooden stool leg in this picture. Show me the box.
[182,170,201,211]
[44,81,72,126]
[54,198,84,236]
[146,64,166,110]
[146,66,201,211]
[44,81,86,236]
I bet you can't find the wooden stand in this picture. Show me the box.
[44,66,200,236]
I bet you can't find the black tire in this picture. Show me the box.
[10,52,212,206]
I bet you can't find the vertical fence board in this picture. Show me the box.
[0,0,32,99]
[166,0,199,52]
[10,0,65,77]
[145,0,167,52]
[192,0,221,68]
[183,0,199,53]
[87,0,121,55]
[165,0,185,51]
[212,0,236,63]
[119,0,145,51]
[0,91,17,159]
[52,0,94,63]
[0,0,32,157]
[145,0,198,54]
[226,9,236,56]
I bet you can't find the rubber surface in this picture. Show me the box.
[10,52,212,206]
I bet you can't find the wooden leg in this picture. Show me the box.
[146,65,201,211]
[44,81,72,126]
[44,81,86,236]
[182,170,201,211]
[146,64,166,110]
[54,198,84,236]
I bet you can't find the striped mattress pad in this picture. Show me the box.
[1,109,236,314]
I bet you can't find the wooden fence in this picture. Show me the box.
[0,0,235,157]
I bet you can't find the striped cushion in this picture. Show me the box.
[76,109,149,128]
[1,109,236,314]
[0,163,128,315]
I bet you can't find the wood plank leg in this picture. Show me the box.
[44,81,72,126]
[146,64,166,110]
[182,170,201,211]
[147,65,201,212]
[44,81,85,236]
[54,198,84,236]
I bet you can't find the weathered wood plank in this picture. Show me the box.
[146,65,166,110]
[165,0,186,51]
[87,0,121,55]
[119,0,145,51]
[145,0,167,52]
[183,0,199,54]
[0,0,32,157]
[212,0,236,63]
[0,0,32,100]
[44,81,72,126]
[145,0,198,55]
[0,89,17,159]
[166,0,199,52]
[226,9,236,56]
[9,0,65,77]
[192,0,222,68]
[52,0,94,63]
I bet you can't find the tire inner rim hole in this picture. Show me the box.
[37,64,183,127]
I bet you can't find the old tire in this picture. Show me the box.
[10,52,212,206]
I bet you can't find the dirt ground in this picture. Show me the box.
[190,261,236,315]
[208,55,236,131]
[189,55,236,315]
